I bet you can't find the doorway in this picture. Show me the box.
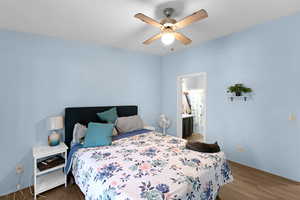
[177,73,207,142]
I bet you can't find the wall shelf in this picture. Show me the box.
[228,95,249,102]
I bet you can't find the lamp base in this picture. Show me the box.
[48,131,60,146]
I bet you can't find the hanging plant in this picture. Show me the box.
[227,83,252,97]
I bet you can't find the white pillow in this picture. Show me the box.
[116,115,144,134]
[71,123,87,146]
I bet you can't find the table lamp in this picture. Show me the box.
[48,116,64,146]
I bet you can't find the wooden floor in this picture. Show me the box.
[1,161,300,200]
[219,161,300,200]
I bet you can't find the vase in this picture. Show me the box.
[48,132,60,146]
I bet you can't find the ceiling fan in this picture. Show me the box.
[134,8,208,46]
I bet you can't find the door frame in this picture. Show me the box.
[176,72,207,141]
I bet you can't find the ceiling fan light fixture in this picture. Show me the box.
[161,32,175,45]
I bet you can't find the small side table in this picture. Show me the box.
[32,143,68,199]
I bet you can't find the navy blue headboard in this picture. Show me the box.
[64,105,138,149]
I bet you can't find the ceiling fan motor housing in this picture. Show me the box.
[161,8,177,30]
[160,18,177,30]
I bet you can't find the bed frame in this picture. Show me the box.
[64,105,138,149]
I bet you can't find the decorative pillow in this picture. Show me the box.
[71,123,87,146]
[116,115,144,134]
[96,107,118,123]
[83,122,113,148]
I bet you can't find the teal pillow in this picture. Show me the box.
[97,107,118,123]
[83,122,113,148]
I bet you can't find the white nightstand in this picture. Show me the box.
[32,143,68,199]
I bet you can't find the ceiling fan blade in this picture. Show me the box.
[175,9,208,30]
[143,33,162,45]
[134,13,162,28]
[173,32,192,45]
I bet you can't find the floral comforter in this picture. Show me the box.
[72,132,233,200]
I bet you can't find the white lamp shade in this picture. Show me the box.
[48,116,64,130]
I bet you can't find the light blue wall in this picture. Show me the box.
[161,13,300,181]
[0,30,161,195]
[1,11,300,196]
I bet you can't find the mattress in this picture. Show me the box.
[72,132,233,200]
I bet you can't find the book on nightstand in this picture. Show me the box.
[37,155,65,171]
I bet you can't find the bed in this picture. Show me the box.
[65,106,233,200]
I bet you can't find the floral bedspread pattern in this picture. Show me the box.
[72,132,233,200]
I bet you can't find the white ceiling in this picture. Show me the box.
[0,0,300,55]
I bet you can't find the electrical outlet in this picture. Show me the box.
[289,113,296,121]
[236,145,245,152]
[16,165,24,174]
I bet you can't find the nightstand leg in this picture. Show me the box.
[64,151,67,187]
[34,158,37,200]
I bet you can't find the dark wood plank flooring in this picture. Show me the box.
[1,161,299,200]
